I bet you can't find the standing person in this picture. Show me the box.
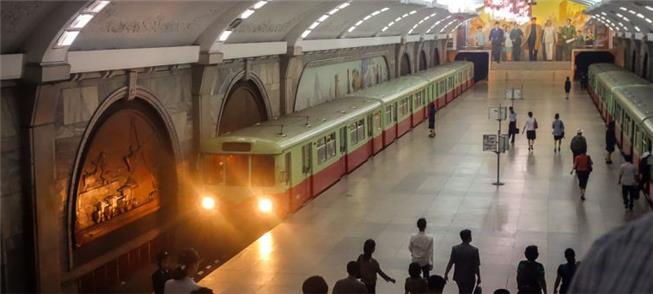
[489,22,505,63]
[516,245,547,294]
[409,218,434,279]
[605,121,616,163]
[564,77,571,100]
[574,30,585,48]
[428,103,436,138]
[570,129,587,164]
[357,239,396,293]
[510,22,524,61]
[543,20,557,61]
[508,107,517,143]
[522,17,543,61]
[522,111,538,151]
[405,262,428,294]
[152,251,172,294]
[475,26,485,48]
[619,155,638,212]
[570,152,593,200]
[302,276,329,294]
[444,229,481,294]
[333,261,367,294]
[580,73,588,90]
[560,19,576,61]
[553,248,580,294]
[504,24,513,61]
[164,248,202,294]
[552,113,565,153]
[639,151,650,199]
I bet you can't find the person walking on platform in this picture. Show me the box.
[639,151,650,199]
[522,111,538,151]
[570,152,593,200]
[489,22,505,63]
[522,17,542,61]
[428,103,436,138]
[553,248,579,294]
[510,23,524,61]
[619,155,638,212]
[444,229,481,294]
[410,218,434,279]
[333,261,367,294]
[357,239,396,293]
[570,129,587,163]
[552,113,565,153]
[564,77,571,99]
[516,245,547,294]
[508,107,517,143]
[405,262,428,294]
[605,121,616,164]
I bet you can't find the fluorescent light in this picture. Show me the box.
[348,26,355,32]
[363,15,372,21]
[309,21,320,29]
[628,10,636,15]
[301,30,311,38]
[408,29,414,34]
[70,14,94,29]
[356,20,363,26]
[318,14,329,22]
[253,1,267,9]
[635,26,640,32]
[616,13,623,17]
[601,12,607,16]
[56,31,79,47]
[395,17,402,21]
[388,21,395,26]
[371,10,380,16]
[86,0,110,13]
[646,18,652,24]
[619,7,627,11]
[646,6,653,11]
[637,13,644,19]
[329,8,339,15]
[382,26,388,32]
[402,13,409,18]
[410,10,417,15]
[218,30,232,41]
[240,9,255,19]
[623,16,629,21]
[381,7,389,12]
[338,2,350,9]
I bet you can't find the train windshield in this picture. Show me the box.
[251,155,275,187]
[203,154,275,187]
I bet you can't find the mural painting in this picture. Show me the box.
[74,108,165,246]
[294,56,388,111]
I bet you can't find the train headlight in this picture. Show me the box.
[258,197,273,213]
[201,195,216,210]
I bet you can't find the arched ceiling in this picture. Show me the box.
[585,0,653,34]
[1,0,478,80]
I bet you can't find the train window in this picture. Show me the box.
[357,119,366,141]
[222,142,251,152]
[203,154,225,185]
[317,137,327,164]
[301,143,311,173]
[327,133,336,158]
[374,112,381,131]
[251,155,275,187]
[385,106,392,124]
[225,154,249,186]
[349,123,358,145]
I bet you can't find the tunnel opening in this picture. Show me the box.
[574,51,615,80]
[218,80,268,135]
[400,53,412,76]
[455,52,489,82]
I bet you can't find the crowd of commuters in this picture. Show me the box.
[474,17,598,63]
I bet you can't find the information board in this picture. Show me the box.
[483,134,498,151]
[488,107,507,121]
[505,88,523,100]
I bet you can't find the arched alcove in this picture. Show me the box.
[643,52,649,80]
[69,96,178,272]
[433,48,441,66]
[419,50,427,71]
[400,53,412,76]
[631,49,637,74]
[218,80,268,135]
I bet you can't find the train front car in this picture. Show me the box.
[587,63,623,107]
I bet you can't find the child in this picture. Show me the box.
[405,262,428,294]
[357,239,396,293]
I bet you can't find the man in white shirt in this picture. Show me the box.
[409,218,434,279]
[619,155,638,211]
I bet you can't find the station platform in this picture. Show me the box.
[200,66,651,293]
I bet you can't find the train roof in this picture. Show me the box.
[201,97,381,154]
[347,75,428,103]
[414,66,456,82]
[588,63,622,75]
[614,85,653,129]
[597,71,649,89]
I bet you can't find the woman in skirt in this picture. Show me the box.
[570,152,593,200]
[522,111,538,151]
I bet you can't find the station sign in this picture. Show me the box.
[488,106,507,121]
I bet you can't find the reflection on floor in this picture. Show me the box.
[200,68,651,294]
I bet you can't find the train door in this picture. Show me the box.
[339,126,348,174]
[284,152,293,211]
[394,101,399,136]
[409,94,415,126]
[367,114,374,154]
[301,143,314,199]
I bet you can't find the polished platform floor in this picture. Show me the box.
[201,65,651,293]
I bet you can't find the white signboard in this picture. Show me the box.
[483,134,498,152]
[505,88,523,100]
[498,134,509,153]
[488,107,507,121]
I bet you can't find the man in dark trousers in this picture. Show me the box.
[428,103,436,138]
[570,129,587,163]
[639,151,651,201]
[522,17,542,61]
[444,229,481,294]
[510,22,523,61]
[564,77,572,99]
[489,22,504,63]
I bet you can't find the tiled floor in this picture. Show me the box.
[201,65,651,294]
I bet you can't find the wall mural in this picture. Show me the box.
[294,56,388,111]
[75,108,164,247]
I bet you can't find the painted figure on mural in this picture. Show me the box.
[522,17,543,61]
[510,22,524,61]
[475,26,485,48]
[489,21,505,63]
[560,18,576,61]
[504,24,513,61]
[575,30,585,48]
[543,20,557,61]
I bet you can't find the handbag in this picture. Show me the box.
[473,285,482,294]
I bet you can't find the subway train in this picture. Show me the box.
[587,63,653,204]
[198,61,474,218]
